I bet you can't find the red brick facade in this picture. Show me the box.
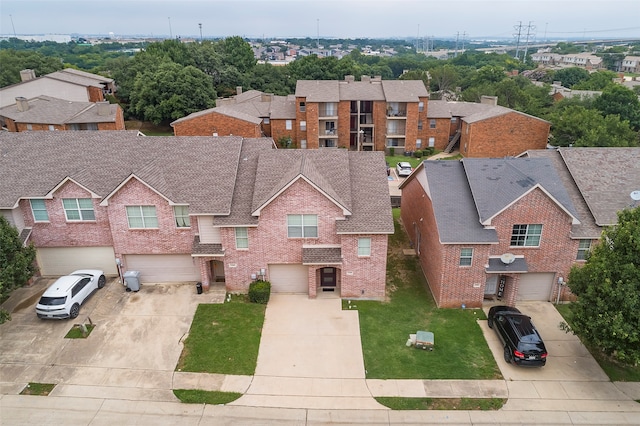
[401,177,587,308]
[172,111,262,137]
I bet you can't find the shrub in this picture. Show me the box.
[389,147,395,156]
[248,280,271,304]
[423,147,435,156]
[413,150,423,158]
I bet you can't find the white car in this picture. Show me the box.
[36,270,106,319]
[396,162,413,177]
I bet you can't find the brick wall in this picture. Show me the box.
[220,178,387,298]
[373,101,388,151]
[105,178,194,260]
[172,111,262,137]
[21,181,113,247]
[463,112,550,158]
[87,87,104,102]
[271,119,297,147]
[426,118,455,151]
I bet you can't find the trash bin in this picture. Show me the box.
[196,282,203,294]
[123,270,141,292]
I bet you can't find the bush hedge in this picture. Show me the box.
[248,280,271,304]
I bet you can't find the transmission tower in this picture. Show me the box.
[522,22,536,61]
[513,21,523,60]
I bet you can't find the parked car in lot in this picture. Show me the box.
[396,161,413,177]
[36,270,106,319]
[488,305,547,367]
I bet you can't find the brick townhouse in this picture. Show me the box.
[0,68,115,108]
[0,95,125,132]
[172,77,549,158]
[0,131,393,299]
[399,148,640,308]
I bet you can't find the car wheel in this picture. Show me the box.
[98,275,106,289]
[503,346,512,364]
[70,304,80,319]
[487,317,493,329]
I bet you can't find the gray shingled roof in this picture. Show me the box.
[427,100,548,125]
[295,81,340,102]
[419,161,498,244]
[339,80,386,101]
[524,149,602,238]
[0,96,118,125]
[302,247,342,264]
[381,80,429,102]
[558,148,640,226]
[269,96,296,119]
[46,69,110,88]
[463,157,579,225]
[0,131,253,214]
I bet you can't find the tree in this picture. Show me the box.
[220,36,256,74]
[564,207,640,365]
[0,217,37,323]
[573,70,619,91]
[0,49,64,87]
[129,62,216,124]
[594,85,640,131]
[552,67,590,88]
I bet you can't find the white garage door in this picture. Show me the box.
[124,254,200,283]
[517,272,555,301]
[268,264,308,293]
[37,247,117,276]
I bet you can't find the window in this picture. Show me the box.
[418,101,424,112]
[459,248,473,266]
[235,227,249,249]
[263,117,270,124]
[428,137,435,147]
[300,139,307,149]
[358,238,371,256]
[126,206,158,228]
[451,117,457,123]
[48,125,55,131]
[429,119,436,129]
[287,214,318,238]
[27,124,33,130]
[323,102,337,116]
[576,240,591,260]
[286,120,292,130]
[418,120,423,130]
[416,139,422,148]
[30,199,49,221]
[300,120,306,131]
[173,206,190,228]
[510,224,542,247]
[299,102,306,112]
[63,198,95,221]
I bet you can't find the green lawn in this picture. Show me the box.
[176,295,265,375]
[375,397,506,410]
[386,155,425,169]
[173,389,242,405]
[555,303,640,382]
[354,210,501,380]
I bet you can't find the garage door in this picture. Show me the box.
[124,254,200,283]
[37,247,117,276]
[517,272,555,301]
[268,264,308,293]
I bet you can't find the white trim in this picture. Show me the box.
[99,174,173,207]
[252,174,351,217]
[481,183,580,226]
[47,177,100,199]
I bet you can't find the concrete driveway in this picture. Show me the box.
[481,302,609,382]
[0,278,218,398]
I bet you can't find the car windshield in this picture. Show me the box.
[38,296,67,306]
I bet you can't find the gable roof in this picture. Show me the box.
[557,148,640,226]
[427,100,549,125]
[381,80,429,102]
[45,68,113,88]
[295,80,341,102]
[419,161,499,244]
[0,95,119,125]
[463,158,579,225]
[0,131,258,214]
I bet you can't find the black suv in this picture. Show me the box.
[488,306,547,367]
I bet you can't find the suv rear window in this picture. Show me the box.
[39,296,67,306]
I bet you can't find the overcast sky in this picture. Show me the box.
[2,0,639,40]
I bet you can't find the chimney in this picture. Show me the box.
[361,75,371,83]
[372,75,382,82]
[344,75,355,83]
[15,97,29,112]
[480,95,498,106]
[236,86,243,95]
[97,101,110,116]
[261,93,273,102]
[20,69,36,82]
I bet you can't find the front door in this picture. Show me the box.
[320,267,336,291]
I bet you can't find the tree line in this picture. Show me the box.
[1,37,638,146]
